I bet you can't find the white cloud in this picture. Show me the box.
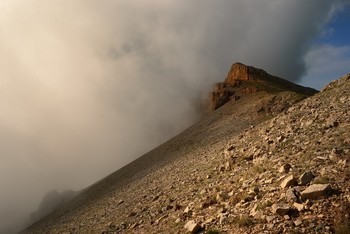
[301,44,350,89]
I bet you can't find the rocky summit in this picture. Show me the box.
[23,64,350,234]
[210,63,317,110]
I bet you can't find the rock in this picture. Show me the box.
[272,204,290,216]
[266,215,275,222]
[250,204,258,217]
[129,223,138,229]
[293,202,304,212]
[280,175,297,188]
[253,210,264,219]
[184,220,201,233]
[279,163,292,173]
[299,171,314,185]
[301,184,332,200]
[204,217,215,225]
[154,214,168,225]
[127,211,137,217]
[285,188,299,202]
[184,203,194,214]
[294,219,302,226]
[210,62,316,110]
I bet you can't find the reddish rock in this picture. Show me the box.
[209,62,317,111]
[225,62,268,83]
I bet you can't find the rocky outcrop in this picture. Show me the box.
[210,62,318,110]
[225,62,268,83]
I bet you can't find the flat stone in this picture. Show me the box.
[184,220,201,233]
[280,175,297,188]
[301,184,332,200]
[272,204,290,216]
[294,219,303,226]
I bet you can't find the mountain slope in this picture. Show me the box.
[23,65,349,234]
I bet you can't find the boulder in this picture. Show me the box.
[300,184,332,200]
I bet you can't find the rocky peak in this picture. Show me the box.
[210,62,317,111]
[225,62,268,83]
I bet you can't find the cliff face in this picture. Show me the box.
[225,62,268,83]
[210,63,318,110]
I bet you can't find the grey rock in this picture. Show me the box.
[299,171,314,185]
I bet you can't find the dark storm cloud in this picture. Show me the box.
[0,1,346,233]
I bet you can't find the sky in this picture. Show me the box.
[301,3,350,89]
[0,1,349,233]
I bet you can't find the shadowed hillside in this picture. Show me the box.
[22,65,350,234]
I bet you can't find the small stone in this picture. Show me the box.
[244,155,254,161]
[184,203,194,213]
[250,204,258,217]
[224,161,231,170]
[272,204,290,216]
[204,217,215,224]
[218,213,228,225]
[266,215,275,222]
[254,210,264,219]
[279,163,292,173]
[285,188,299,202]
[301,184,332,200]
[184,220,201,233]
[127,211,137,217]
[267,223,274,229]
[299,171,314,185]
[154,214,168,225]
[294,219,302,226]
[293,202,304,212]
[129,223,138,229]
[265,178,274,184]
[280,175,297,188]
